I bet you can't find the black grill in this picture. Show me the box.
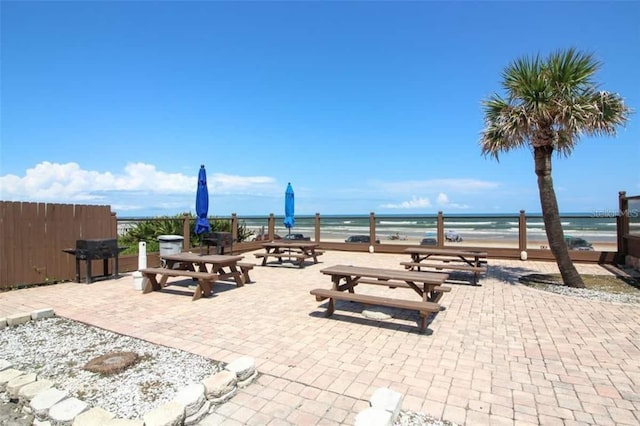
[63,238,124,283]
[203,232,234,255]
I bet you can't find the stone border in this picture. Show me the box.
[355,387,404,426]
[0,308,258,425]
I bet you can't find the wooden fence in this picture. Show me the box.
[3,197,634,290]
[619,191,640,264]
[0,202,117,290]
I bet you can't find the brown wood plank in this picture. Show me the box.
[403,262,487,273]
[310,288,440,313]
[320,265,448,284]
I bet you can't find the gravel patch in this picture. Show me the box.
[524,283,640,304]
[0,317,222,420]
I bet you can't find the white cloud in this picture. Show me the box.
[436,192,469,209]
[377,178,498,194]
[0,161,278,206]
[212,173,276,194]
[437,193,449,204]
[380,196,431,209]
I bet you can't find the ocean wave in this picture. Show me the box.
[379,220,418,225]
[444,221,496,226]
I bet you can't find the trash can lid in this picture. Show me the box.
[157,235,185,241]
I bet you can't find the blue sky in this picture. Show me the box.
[1,1,638,217]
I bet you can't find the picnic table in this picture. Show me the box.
[310,264,451,332]
[254,241,323,268]
[402,247,488,285]
[140,252,254,301]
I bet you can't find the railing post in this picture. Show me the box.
[231,213,238,242]
[183,214,190,250]
[437,211,444,248]
[268,213,275,240]
[314,213,321,242]
[369,212,376,244]
[111,212,118,238]
[519,210,527,252]
[619,191,628,255]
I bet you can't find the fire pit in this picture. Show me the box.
[63,238,125,284]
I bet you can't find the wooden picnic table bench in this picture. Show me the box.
[140,253,249,301]
[255,241,323,268]
[237,262,255,283]
[310,264,450,333]
[140,267,218,301]
[402,248,488,285]
[310,288,441,333]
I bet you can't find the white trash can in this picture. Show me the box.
[158,235,184,256]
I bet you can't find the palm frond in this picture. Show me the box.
[481,48,631,159]
[479,95,531,159]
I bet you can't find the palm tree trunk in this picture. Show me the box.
[534,146,586,288]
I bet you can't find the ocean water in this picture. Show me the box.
[238,214,618,243]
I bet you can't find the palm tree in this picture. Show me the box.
[480,48,631,288]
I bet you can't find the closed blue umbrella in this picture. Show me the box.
[194,165,211,253]
[284,182,295,237]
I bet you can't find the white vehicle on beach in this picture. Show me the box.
[445,230,463,242]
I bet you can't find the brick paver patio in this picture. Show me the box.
[1,250,639,425]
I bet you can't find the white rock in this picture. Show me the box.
[0,359,13,372]
[355,407,393,426]
[142,401,185,426]
[370,387,403,421]
[202,370,237,399]
[173,383,206,417]
[19,379,54,402]
[184,400,210,425]
[49,396,89,424]
[31,308,55,320]
[225,356,255,381]
[363,306,394,320]
[6,313,31,326]
[6,372,37,397]
[0,368,25,390]
[30,387,69,420]
[72,406,116,425]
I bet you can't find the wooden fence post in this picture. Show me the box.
[437,211,444,248]
[231,213,238,242]
[519,210,527,252]
[315,213,321,242]
[182,214,190,250]
[268,213,275,240]
[619,191,628,255]
[369,212,376,244]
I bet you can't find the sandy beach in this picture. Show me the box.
[319,236,617,252]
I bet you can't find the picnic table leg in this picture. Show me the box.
[404,280,424,300]
[326,297,335,316]
[142,275,161,293]
[193,279,213,301]
[229,265,244,287]
[331,276,341,291]
[419,314,428,333]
